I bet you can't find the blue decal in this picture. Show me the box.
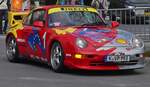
[78,28,112,42]
[28,27,45,52]
[110,30,132,46]
[117,30,132,40]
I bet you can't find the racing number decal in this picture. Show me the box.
[28,28,46,53]
[43,32,47,49]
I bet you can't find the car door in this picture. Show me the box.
[22,9,47,60]
[31,10,47,61]
[22,11,35,57]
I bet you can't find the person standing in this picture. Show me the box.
[22,0,30,11]
[0,0,8,34]
[91,0,110,18]
[71,0,84,5]
[56,0,84,5]
[56,0,66,5]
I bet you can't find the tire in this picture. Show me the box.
[50,42,65,73]
[6,36,20,62]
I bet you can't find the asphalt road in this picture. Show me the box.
[0,35,150,87]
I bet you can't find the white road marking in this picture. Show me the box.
[19,77,53,81]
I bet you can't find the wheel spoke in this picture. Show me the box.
[51,44,63,70]
[6,38,16,59]
[55,57,60,64]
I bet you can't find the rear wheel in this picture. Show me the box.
[6,36,20,62]
[50,42,65,73]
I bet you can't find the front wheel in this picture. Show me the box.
[6,36,19,62]
[50,42,65,73]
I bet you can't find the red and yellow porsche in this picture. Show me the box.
[6,5,146,72]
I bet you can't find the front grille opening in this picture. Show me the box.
[90,62,105,66]
[115,60,138,65]
[86,55,95,58]
[90,60,138,66]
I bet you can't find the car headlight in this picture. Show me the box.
[76,38,88,48]
[132,37,144,48]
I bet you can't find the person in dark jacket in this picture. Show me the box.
[91,0,110,18]
[56,0,84,5]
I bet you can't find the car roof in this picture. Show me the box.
[35,5,94,10]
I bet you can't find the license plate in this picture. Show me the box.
[105,55,130,62]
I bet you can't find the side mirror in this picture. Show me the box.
[111,21,120,28]
[33,21,44,27]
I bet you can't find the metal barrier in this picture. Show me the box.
[98,7,150,42]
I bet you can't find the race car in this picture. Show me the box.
[6,5,146,72]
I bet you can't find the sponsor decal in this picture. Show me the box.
[61,7,88,11]
[54,27,76,35]
[76,28,112,42]
[17,38,25,42]
[96,47,116,51]
[30,54,34,58]
[117,30,132,40]
[48,7,97,14]
[116,38,128,44]
[28,27,45,52]
[30,55,48,62]
[66,54,72,57]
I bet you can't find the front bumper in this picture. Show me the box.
[64,57,146,70]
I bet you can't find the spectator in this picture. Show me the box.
[71,0,84,5]
[91,0,110,18]
[0,0,8,34]
[56,0,84,5]
[22,0,30,11]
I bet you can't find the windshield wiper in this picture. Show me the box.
[80,23,98,26]
[80,22,104,26]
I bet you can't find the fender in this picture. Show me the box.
[46,35,76,62]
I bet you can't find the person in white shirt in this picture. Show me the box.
[22,0,30,11]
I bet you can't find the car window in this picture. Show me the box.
[24,13,32,25]
[24,10,46,26]
[32,10,46,25]
[48,11,105,27]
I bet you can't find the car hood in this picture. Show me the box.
[72,27,133,47]
[53,27,133,47]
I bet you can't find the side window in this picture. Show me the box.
[24,13,32,25]
[32,10,46,25]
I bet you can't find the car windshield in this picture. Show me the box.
[48,11,105,27]
[129,0,150,3]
